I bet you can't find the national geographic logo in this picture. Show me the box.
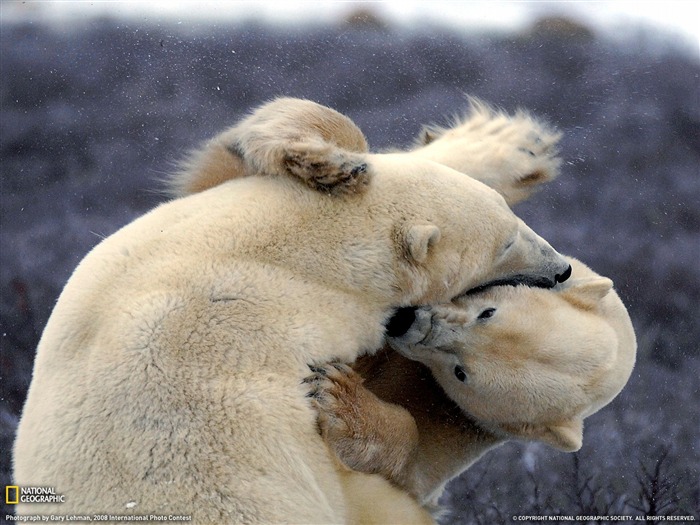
[6,486,18,504]
[5,486,66,504]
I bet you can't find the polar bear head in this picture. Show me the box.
[386,257,636,451]
[337,153,573,307]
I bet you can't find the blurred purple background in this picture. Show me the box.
[1,4,698,520]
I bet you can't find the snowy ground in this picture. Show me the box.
[1,7,699,521]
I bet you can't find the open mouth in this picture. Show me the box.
[463,264,572,296]
[463,274,557,296]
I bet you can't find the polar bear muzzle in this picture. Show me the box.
[385,306,418,338]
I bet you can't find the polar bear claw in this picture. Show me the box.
[283,142,371,195]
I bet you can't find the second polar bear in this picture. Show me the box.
[310,256,636,506]
[13,100,571,524]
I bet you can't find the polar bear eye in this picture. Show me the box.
[454,365,467,383]
[477,307,496,320]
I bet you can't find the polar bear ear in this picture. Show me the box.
[405,224,442,263]
[536,419,584,452]
[561,277,613,310]
[501,418,583,452]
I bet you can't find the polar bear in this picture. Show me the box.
[13,102,571,523]
[160,96,582,520]
[309,257,636,509]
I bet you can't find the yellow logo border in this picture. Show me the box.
[6,485,19,504]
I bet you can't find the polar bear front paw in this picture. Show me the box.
[284,142,372,196]
[414,99,563,205]
[507,121,562,185]
[304,362,418,478]
[305,362,367,440]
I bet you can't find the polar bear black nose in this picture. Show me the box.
[555,264,572,284]
[385,307,417,338]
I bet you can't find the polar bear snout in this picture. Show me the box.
[556,264,573,284]
[385,307,418,338]
[469,218,573,294]
[526,257,571,289]
[526,231,573,288]
[386,307,437,349]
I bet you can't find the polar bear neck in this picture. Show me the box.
[118,175,403,302]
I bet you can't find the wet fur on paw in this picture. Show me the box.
[305,362,418,479]
[283,141,372,196]
[169,98,372,198]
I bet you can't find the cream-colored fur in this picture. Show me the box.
[13,100,571,524]
[311,257,636,507]
[398,258,636,449]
